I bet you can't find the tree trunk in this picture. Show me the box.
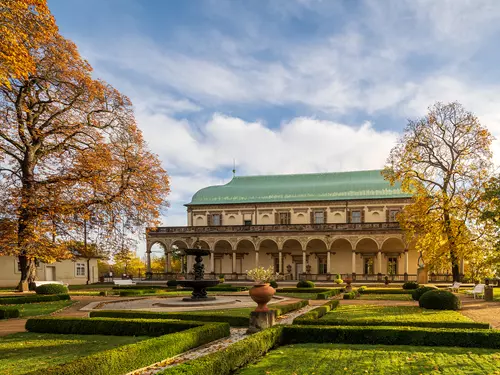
[87,258,90,285]
[17,255,37,291]
[443,209,461,282]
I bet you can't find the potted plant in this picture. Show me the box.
[384,275,389,285]
[334,273,343,284]
[246,266,278,312]
[344,276,353,292]
[306,264,311,273]
[218,274,225,283]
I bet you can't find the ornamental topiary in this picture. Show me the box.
[412,285,438,301]
[166,280,178,287]
[35,283,68,295]
[270,280,278,289]
[296,280,315,288]
[403,281,419,290]
[419,290,461,310]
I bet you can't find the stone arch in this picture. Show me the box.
[258,238,279,252]
[381,237,405,252]
[261,214,271,224]
[214,239,233,252]
[355,237,379,252]
[333,212,343,223]
[236,239,255,252]
[148,240,167,252]
[192,239,210,250]
[330,238,352,251]
[282,238,303,252]
[227,215,237,224]
[170,239,189,251]
[195,216,204,225]
[306,238,328,252]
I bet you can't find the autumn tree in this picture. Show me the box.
[482,175,500,246]
[383,102,494,281]
[113,249,145,278]
[0,0,57,87]
[0,4,169,290]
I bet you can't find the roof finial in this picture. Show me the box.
[232,159,236,177]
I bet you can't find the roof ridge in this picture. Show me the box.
[231,169,383,179]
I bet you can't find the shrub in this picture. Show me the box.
[118,289,149,296]
[293,300,340,323]
[0,294,70,305]
[158,326,283,375]
[25,317,204,336]
[35,284,69,295]
[270,280,278,289]
[360,288,413,295]
[296,280,315,288]
[0,308,20,319]
[27,322,229,375]
[357,286,367,293]
[91,310,250,327]
[277,288,331,293]
[334,278,343,284]
[206,286,248,292]
[402,281,419,290]
[272,300,309,316]
[281,325,499,348]
[112,285,166,290]
[166,280,178,287]
[419,290,461,310]
[316,289,342,299]
[343,291,358,300]
[412,285,438,301]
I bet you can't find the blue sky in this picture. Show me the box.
[48,0,500,241]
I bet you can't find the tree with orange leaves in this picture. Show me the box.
[0,0,57,87]
[0,4,169,290]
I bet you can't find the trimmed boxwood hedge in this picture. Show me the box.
[206,286,248,292]
[412,286,439,301]
[276,288,332,293]
[35,284,69,295]
[419,290,461,310]
[0,294,70,305]
[25,317,204,336]
[112,285,167,290]
[343,291,359,300]
[281,325,500,348]
[296,280,315,288]
[402,281,419,290]
[357,288,413,295]
[25,322,229,375]
[158,326,283,375]
[0,308,20,319]
[293,299,340,324]
[91,300,309,327]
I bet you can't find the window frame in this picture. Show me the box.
[75,262,86,277]
[279,212,291,225]
[317,257,327,274]
[389,209,400,222]
[351,210,362,223]
[313,211,325,224]
[211,213,221,226]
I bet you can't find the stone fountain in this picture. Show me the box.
[177,248,219,301]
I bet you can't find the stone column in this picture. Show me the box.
[327,251,331,274]
[404,249,409,281]
[146,249,152,274]
[377,251,382,274]
[278,251,283,274]
[164,252,170,273]
[232,252,236,273]
[255,251,259,267]
[210,253,214,274]
[302,251,306,272]
[351,250,356,274]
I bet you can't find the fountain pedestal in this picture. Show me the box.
[177,249,219,302]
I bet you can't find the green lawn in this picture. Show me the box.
[0,332,145,375]
[276,292,319,300]
[358,294,413,301]
[236,343,500,375]
[319,305,473,325]
[10,300,75,317]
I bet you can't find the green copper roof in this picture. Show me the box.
[187,170,411,206]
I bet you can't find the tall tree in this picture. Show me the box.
[0,4,169,290]
[0,0,57,87]
[383,102,494,281]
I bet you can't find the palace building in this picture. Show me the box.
[146,169,421,282]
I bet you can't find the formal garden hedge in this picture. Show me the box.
[419,290,461,310]
[293,299,339,323]
[206,285,249,292]
[35,284,69,295]
[158,326,284,375]
[157,324,500,375]
[91,300,309,326]
[0,307,20,319]
[25,317,204,336]
[296,280,315,288]
[112,285,168,290]
[342,291,359,300]
[402,281,419,290]
[276,287,341,299]
[281,325,500,348]
[25,322,229,375]
[358,288,413,295]
[0,294,70,305]
[412,286,439,301]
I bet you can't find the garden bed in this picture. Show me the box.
[235,343,500,375]
[314,305,489,329]
[358,294,413,301]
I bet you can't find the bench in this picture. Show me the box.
[113,279,136,286]
[448,281,461,292]
[33,280,68,287]
[465,284,485,299]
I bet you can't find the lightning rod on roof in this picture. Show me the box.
[232,159,236,177]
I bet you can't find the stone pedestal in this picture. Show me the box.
[247,310,276,334]
[484,286,494,302]
[417,267,428,284]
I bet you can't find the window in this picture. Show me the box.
[76,262,86,276]
[364,258,374,275]
[318,258,327,274]
[210,214,221,226]
[244,220,252,226]
[387,257,398,275]
[273,257,279,273]
[314,211,325,224]
[279,212,290,224]
[389,209,400,222]
[351,210,362,223]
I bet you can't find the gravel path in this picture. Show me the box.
[127,303,318,375]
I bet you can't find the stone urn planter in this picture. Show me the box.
[249,283,276,312]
